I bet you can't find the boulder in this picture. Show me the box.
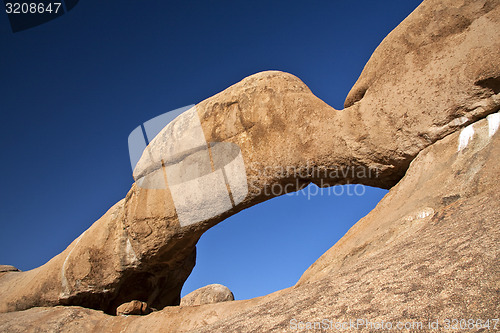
[1,110,498,331]
[0,0,498,324]
[0,265,20,273]
[116,300,152,316]
[180,284,234,307]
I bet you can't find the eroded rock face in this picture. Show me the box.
[0,265,19,273]
[180,284,234,307]
[0,0,498,320]
[192,111,500,333]
[0,265,20,279]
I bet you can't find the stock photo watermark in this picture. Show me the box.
[290,318,499,331]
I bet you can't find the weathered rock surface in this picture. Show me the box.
[0,265,20,278]
[0,265,19,273]
[180,284,234,307]
[116,300,152,316]
[1,111,498,332]
[0,0,498,330]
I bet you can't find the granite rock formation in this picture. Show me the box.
[0,0,499,331]
[0,265,20,279]
[1,110,498,331]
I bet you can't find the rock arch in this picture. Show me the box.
[0,0,499,317]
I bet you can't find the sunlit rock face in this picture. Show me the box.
[0,0,499,330]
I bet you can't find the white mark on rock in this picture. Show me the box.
[404,207,435,222]
[458,124,475,151]
[124,238,138,265]
[487,112,500,138]
[60,231,86,298]
[416,208,434,219]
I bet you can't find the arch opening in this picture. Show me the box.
[181,183,388,300]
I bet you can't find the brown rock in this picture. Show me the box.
[180,284,234,307]
[0,265,20,273]
[194,112,500,332]
[1,111,498,332]
[0,0,498,325]
[116,300,152,316]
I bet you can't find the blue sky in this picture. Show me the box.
[0,1,421,300]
